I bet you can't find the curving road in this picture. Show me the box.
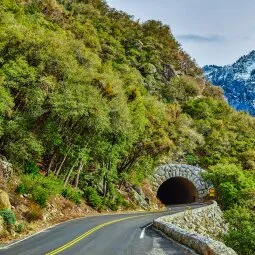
[0,204,202,255]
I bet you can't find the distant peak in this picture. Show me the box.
[235,50,255,64]
[203,49,255,116]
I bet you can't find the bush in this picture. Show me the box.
[103,190,129,211]
[16,183,27,195]
[204,164,255,254]
[31,186,49,207]
[62,187,82,205]
[223,206,255,255]
[15,223,25,233]
[0,209,16,225]
[83,187,103,210]
[25,204,43,222]
[17,174,64,207]
[203,163,252,209]
[24,162,40,175]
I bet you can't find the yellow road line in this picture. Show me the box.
[45,212,164,255]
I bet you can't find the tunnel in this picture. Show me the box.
[157,177,198,205]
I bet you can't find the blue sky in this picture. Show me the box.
[107,0,255,66]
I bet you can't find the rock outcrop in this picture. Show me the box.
[162,63,176,82]
[0,215,4,232]
[0,156,13,181]
[204,50,255,116]
[0,190,11,210]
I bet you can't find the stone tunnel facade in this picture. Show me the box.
[151,164,211,203]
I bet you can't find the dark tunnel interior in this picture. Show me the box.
[157,177,198,205]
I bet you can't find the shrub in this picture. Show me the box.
[0,209,16,225]
[203,163,252,209]
[31,186,49,207]
[16,183,27,195]
[223,206,255,255]
[15,223,25,233]
[83,187,103,210]
[62,187,82,205]
[103,190,129,211]
[17,174,64,207]
[24,162,40,175]
[25,204,43,222]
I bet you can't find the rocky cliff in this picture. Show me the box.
[204,50,255,115]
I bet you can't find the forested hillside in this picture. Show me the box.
[0,1,254,253]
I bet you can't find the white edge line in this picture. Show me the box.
[140,223,152,239]
[0,216,87,250]
[0,210,166,249]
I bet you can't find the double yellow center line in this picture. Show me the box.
[46,212,162,255]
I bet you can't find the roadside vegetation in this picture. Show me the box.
[0,1,254,253]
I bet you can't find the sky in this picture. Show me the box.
[107,0,255,67]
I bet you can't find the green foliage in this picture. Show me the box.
[15,223,25,233]
[83,187,103,210]
[223,206,255,255]
[32,186,48,207]
[62,188,82,205]
[0,209,16,225]
[204,164,255,254]
[18,174,63,207]
[24,162,40,175]
[204,164,254,209]
[16,183,26,195]
[163,76,201,103]
[0,3,255,254]
[17,174,83,206]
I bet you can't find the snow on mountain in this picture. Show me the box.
[203,50,255,115]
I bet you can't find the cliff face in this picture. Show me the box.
[204,50,255,115]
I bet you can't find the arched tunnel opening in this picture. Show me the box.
[157,177,198,205]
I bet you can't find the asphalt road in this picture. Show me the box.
[0,204,202,255]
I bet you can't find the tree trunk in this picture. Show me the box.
[55,146,71,177]
[46,151,57,176]
[103,176,107,197]
[118,178,125,189]
[64,158,79,187]
[73,161,84,188]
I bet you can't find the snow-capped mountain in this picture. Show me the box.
[203,50,255,115]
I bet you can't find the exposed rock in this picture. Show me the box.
[163,63,176,81]
[0,156,13,181]
[0,190,11,210]
[0,215,4,232]
[132,185,143,195]
[132,189,149,209]
[140,63,157,75]
[204,50,255,116]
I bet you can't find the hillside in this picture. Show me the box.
[0,1,254,254]
[204,50,255,115]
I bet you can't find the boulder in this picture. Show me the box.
[132,189,149,209]
[140,63,157,75]
[0,190,11,210]
[0,156,13,181]
[162,63,176,81]
[0,215,4,232]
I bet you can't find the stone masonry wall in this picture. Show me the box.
[151,164,211,200]
[153,202,237,255]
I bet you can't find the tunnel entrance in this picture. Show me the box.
[157,177,198,205]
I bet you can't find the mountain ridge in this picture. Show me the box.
[203,50,255,115]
